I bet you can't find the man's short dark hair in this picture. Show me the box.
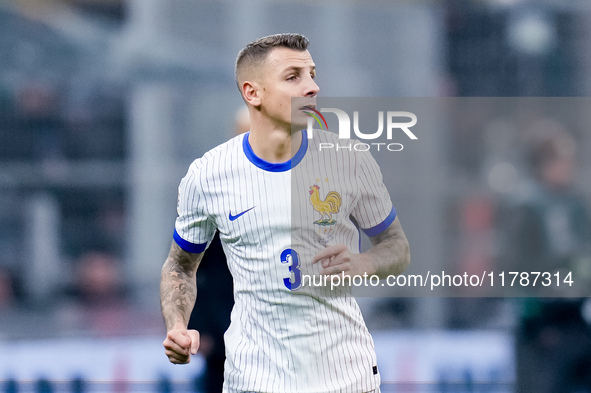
[235,33,310,87]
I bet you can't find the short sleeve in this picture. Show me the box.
[173,161,216,253]
[351,150,396,237]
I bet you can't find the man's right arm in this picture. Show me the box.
[160,241,204,364]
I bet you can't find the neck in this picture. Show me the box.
[249,129,302,163]
[248,121,303,163]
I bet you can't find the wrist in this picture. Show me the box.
[169,321,187,332]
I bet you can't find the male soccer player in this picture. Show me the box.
[160,33,410,393]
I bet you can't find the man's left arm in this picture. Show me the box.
[313,216,410,279]
[366,216,410,277]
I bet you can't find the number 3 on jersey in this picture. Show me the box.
[280,248,302,291]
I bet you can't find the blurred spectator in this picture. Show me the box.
[498,122,591,392]
[60,190,126,258]
[501,121,591,278]
[73,251,125,306]
[0,267,16,309]
[60,251,138,336]
[16,82,63,162]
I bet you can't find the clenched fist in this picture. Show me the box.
[163,324,200,364]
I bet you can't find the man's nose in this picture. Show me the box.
[305,78,319,97]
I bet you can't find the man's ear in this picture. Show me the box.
[242,81,261,107]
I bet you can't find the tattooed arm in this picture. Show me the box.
[366,216,410,278]
[161,241,204,364]
[312,216,410,279]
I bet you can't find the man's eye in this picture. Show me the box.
[287,75,297,81]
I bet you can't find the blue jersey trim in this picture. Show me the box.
[173,229,207,254]
[243,130,308,172]
[362,206,397,237]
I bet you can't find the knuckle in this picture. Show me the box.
[169,355,188,364]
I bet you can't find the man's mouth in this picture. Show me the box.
[300,105,316,111]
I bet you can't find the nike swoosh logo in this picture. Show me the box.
[229,206,256,221]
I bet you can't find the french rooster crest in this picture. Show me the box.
[309,185,342,226]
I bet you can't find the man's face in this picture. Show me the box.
[256,47,319,129]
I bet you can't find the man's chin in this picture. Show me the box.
[291,114,312,130]
[290,122,308,133]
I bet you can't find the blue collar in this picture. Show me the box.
[242,130,308,172]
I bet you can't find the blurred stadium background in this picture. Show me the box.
[1,0,591,392]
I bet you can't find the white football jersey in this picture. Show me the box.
[174,129,395,393]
